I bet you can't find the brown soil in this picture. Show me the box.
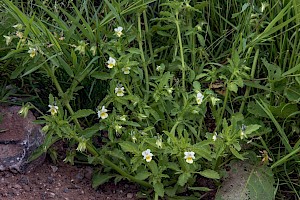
[0,156,140,200]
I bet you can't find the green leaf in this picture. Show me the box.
[228,82,238,93]
[134,171,151,180]
[199,169,220,179]
[91,71,115,80]
[177,172,191,186]
[188,187,212,192]
[71,109,95,120]
[244,124,261,136]
[92,173,114,189]
[153,182,164,197]
[230,146,245,160]
[215,161,275,200]
[119,141,139,154]
[127,48,141,55]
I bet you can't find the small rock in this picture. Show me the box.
[50,165,58,173]
[22,184,31,192]
[84,167,93,180]
[127,193,134,198]
[48,192,55,198]
[13,184,22,189]
[47,176,54,184]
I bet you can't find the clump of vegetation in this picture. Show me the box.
[1,0,300,199]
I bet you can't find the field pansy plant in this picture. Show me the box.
[196,92,204,105]
[142,149,153,162]
[114,26,123,37]
[28,47,37,58]
[98,106,108,119]
[107,57,116,68]
[184,151,195,164]
[48,104,58,115]
[122,67,131,74]
[115,84,125,96]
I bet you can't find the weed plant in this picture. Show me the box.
[1,0,300,199]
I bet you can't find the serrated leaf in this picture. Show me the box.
[134,171,151,180]
[199,169,220,179]
[119,141,139,154]
[216,161,275,200]
[177,172,191,186]
[228,82,238,93]
[71,109,95,119]
[127,48,141,55]
[154,182,164,197]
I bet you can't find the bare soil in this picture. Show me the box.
[0,156,140,200]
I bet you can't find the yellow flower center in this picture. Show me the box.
[186,157,193,163]
[145,155,152,162]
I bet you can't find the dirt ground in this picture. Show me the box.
[0,156,140,200]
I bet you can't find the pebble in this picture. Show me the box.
[127,193,134,198]
[23,184,31,192]
[50,165,58,173]
[48,192,56,198]
[13,184,22,189]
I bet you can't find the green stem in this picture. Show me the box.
[239,49,259,113]
[138,12,149,101]
[143,10,156,75]
[84,142,152,188]
[175,13,186,90]
[45,65,82,129]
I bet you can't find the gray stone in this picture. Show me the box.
[0,106,45,173]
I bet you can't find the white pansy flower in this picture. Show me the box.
[106,57,116,69]
[114,26,123,37]
[97,106,108,119]
[184,151,195,164]
[28,47,38,58]
[115,85,125,96]
[3,35,13,46]
[196,92,204,105]
[48,105,58,115]
[142,149,153,162]
[122,66,131,74]
[240,124,247,140]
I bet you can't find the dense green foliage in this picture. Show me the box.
[1,0,300,199]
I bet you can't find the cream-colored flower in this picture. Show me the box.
[119,115,127,121]
[76,137,87,152]
[3,35,13,46]
[114,26,123,37]
[16,31,23,39]
[196,92,204,105]
[122,67,131,74]
[156,65,162,72]
[155,137,162,149]
[142,149,153,162]
[75,40,87,55]
[28,47,37,58]
[106,57,116,69]
[212,132,217,141]
[260,2,269,13]
[48,104,58,115]
[115,85,125,96]
[90,46,97,56]
[184,151,195,164]
[97,106,108,119]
